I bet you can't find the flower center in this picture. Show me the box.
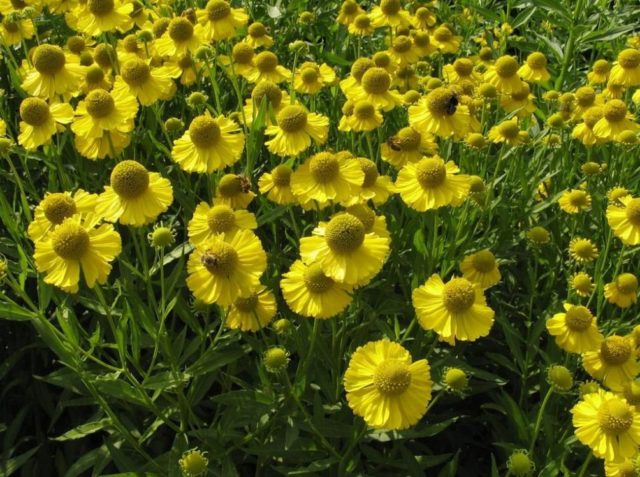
[234,294,258,312]
[597,399,633,435]
[433,26,453,42]
[252,82,282,107]
[33,45,66,76]
[471,250,496,273]
[177,54,193,69]
[353,100,375,120]
[41,193,77,224]
[499,121,520,139]
[526,52,547,69]
[413,31,430,48]
[575,86,595,107]
[93,44,115,68]
[453,58,474,76]
[85,89,115,119]
[416,157,447,189]
[88,0,114,16]
[442,278,476,313]
[392,36,412,53]
[573,240,595,258]
[217,174,245,197]
[52,222,90,260]
[341,0,358,14]
[604,100,627,122]
[276,105,308,133]
[564,306,593,331]
[255,51,278,72]
[122,35,139,53]
[373,360,411,396]
[351,58,375,82]
[394,127,421,150]
[271,164,291,187]
[110,160,150,199]
[200,242,238,276]
[380,0,400,15]
[303,263,334,293]
[625,198,640,225]
[593,59,610,74]
[121,59,151,87]
[510,83,530,101]
[583,107,603,128]
[86,65,105,84]
[495,56,519,78]
[168,17,194,43]
[359,159,379,187]
[20,97,50,126]
[618,48,640,69]
[573,274,592,292]
[568,190,589,207]
[361,67,390,95]
[3,18,19,33]
[346,204,375,232]
[189,116,221,149]
[206,0,230,21]
[232,42,254,64]
[248,22,266,37]
[325,214,365,254]
[300,67,318,84]
[206,205,236,233]
[617,273,638,294]
[309,152,339,184]
[426,87,458,116]
[353,14,370,29]
[601,336,632,365]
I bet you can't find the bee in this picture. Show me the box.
[386,136,403,152]
[201,253,219,269]
[445,94,459,115]
[239,176,252,193]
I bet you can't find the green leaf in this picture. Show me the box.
[2,446,40,476]
[52,418,111,441]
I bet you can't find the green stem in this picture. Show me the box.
[528,387,553,454]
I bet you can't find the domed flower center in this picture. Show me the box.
[583,107,603,128]
[373,360,411,396]
[359,159,379,187]
[79,52,94,67]
[604,100,627,122]
[351,58,374,82]
[303,263,334,293]
[42,193,77,224]
[346,204,375,232]
[575,87,595,107]
[110,160,150,199]
[201,242,238,276]
[495,56,518,78]
[442,278,476,313]
[121,59,150,87]
[252,82,282,107]
[234,294,258,312]
[217,174,246,197]
[373,52,391,68]
[511,84,530,101]
[564,306,593,331]
[617,273,638,294]
[593,59,610,74]
[122,35,139,53]
[248,22,266,37]
[471,250,496,273]
[271,164,291,187]
[52,222,90,260]
[93,44,114,68]
[573,240,595,258]
[232,43,254,64]
[625,198,640,225]
[601,336,632,365]
[361,67,390,95]
[309,152,339,184]
[392,36,412,53]
[411,33,428,49]
[597,399,633,435]
[33,45,66,76]
[206,0,230,21]
[568,190,589,207]
[396,65,414,80]
[168,17,194,43]
[86,65,105,84]
[573,274,592,292]
[177,54,193,69]
[88,0,114,16]
[380,0,400,15]
[394,127,421,150]
[453,58,474,76]
[189,116,221,149]
[255,51,278,73]
[85,89,115,118]
[3,19,19,33]
[618,48,640,69]
[300,67,318,84]
[276,105,308,133]
[353,14,370,29]
[416,158,447,189]
[341,0,358,14]
[20,97,50,126]
[206,205,236,233]
[353,100,375,120]
[433,26,452,42]
[325,214,365,254]
[526,52,547,69]
[499,121,520,139]
[426,87,458,116]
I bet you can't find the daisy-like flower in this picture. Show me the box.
[569,238,599,263]
[593,100,640,141]
[0,15,34,46]
[430,25,461,54]
[214,174,255,209]
[342,204,390,239]
[226,287,276,332]
[572,389,640,461]
[396,156,470,211]
[348,13,373,36]
[17,97,73,151]
[172,113,245,173]
[27,190,97,241]
[340,58,375,97]
[488,118,525,146]
[155,17,203,58]
[344,340,432,430]
[411,6,436,30]
[186,230,266,306]
[290,151,364,205]
[443,58,481,85]
[609,49,640,87]
[583,335,640,391]
[195,0,248,42]
[245,51,291,84]
[353,67,402,111]
[95,160,173,226]
[484,55,524,94]
[71,87,138,139]
[547,304,603,354]
[604,456,640,477]
[605,273,638,308]
[588,59,611,84]
[412,274,495,345]
[572,86,602,120]
[112,58,176,106]
[572,106,605,146]
[369,0,411,28]
[518,52,550,83]
[222,41,257,79]
[381,127,438,169]
[339,99,383,132]
[187,202,256,245]
[264,104,328,157]
[607,196,640,245]
[387,35,419,66]
[243,81,289,127]
[337,0,364,25]
[21,44,86,99]
[572,272,594,297]
[245,21,273,48]
[258,164,296,205]
[70,0,133,37]
[609,187,631,204]
[293,62,336,95]
[559,189,592,214]
[300,213,389,286]
[408,87,471,138]
[500,83,537,117]
[347,158,395,206]
[280,260,353,319]
[460,249,501,289]
[34,215,122,293]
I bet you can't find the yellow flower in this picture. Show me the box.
[194,0,248,42]
[186,230,266,306]
[28,190,97,241]
[411,6,436,30]
[187,202,256,245]
[21,44,86,99]
[500,82,537,118]
[607,196,640,245]
[408,87,471,138]
[264,104,328,157]
[488,118,525,146]
[245,51,291,84]
[583,336,640,391]
[609,49,640,87]
[347,158,395,206]
[34,215,121,293]
[484,55,524,94]
[0,16,34,46]
[155,17,203,58]
[573,86,602,120]
[293,62,336,95]
[348,13,373,36]
[95,160,173,226]
[381,127,438,169]
[340,58,375,98]
[460,249,501,289]
[300,213,389,286]
[588,59,611,84]
[340,99,383,132]
[572,389,640,461]
[572,272,594,297]
[558,189,592,214]
[70,0,133,37]
[569,237,599,262]
[572,106,605,146]
[112,58,176,106]
[369,0,411,28]
[72,87,138,139]
[226,287,276,332]
[353,67,402,112]
[343,339,432,430]
[258,164,296,205]
[593,100,640,141]
[443,58,481,84]
[518,52,550,82]
[395,156,470,211]
[546,304,603,354]
[280,260,353,319]
[387,35,419,66]
[412,274,495,345]
[430,25,461,53]
[214,174,255,209]
[18,97,73,151]
[604,456,640,477]
[172,113,244,173]
[605,274,638,308]
[245,21,273,48]
[337,0,365,25]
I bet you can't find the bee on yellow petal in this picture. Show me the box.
[546,304,603,354]
[214,174,255,209]
[408,87,471,138]
[187,202,256,246]
[18,97,74,151]
[381,126,438,169]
